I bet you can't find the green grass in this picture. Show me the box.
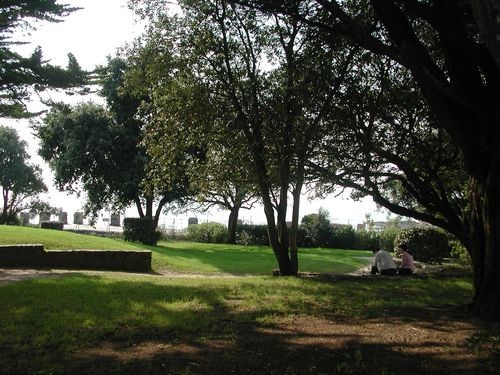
[0,225,372,274]
[0,273,474,373]
[0,225,144,250]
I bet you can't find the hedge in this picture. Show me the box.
[394,227,450,262]
[0,244,151,272]
[187,222,228,243]
[123,217,160,246]
[40,221,64,230]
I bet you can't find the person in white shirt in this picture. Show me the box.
[371,248,398,275]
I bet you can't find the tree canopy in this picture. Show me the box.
[0,0,86,118]
[35,57,190,228]
[0,125,46,223]
[226,0,500,320]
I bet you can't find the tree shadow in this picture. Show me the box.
[0,274,496,374]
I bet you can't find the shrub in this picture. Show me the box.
[0,213,20,225]
[329,224,356,249]
[445,232,471,265]
[301,209,332,247]
[40,221,64,230]
[394,227,450,262]
[187,222,228,243]
[235,224,269,246]
[123,218,160,246]
[379,228,401,252]
[353,230,380,250]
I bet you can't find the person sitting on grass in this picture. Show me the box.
[397,243,416,276]
[371,247,397,276]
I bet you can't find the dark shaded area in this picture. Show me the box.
[0,274,497,374]
[0,244,152,272]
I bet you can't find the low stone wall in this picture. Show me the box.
[0,244,151,273]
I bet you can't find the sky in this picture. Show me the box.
[5,0,389,228]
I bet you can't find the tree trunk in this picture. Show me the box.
[289,184,302,274]
[135,197,145,218]
[145,197,153,220]
[227,205,240,244]
[2,188,8,216]
[467,173,500,321]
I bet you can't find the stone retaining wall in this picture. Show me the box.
[0,244,151,272]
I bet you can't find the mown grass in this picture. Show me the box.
[0,225,371,274]
[0,273,474,373]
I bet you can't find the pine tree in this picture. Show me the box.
[0,1,86,118]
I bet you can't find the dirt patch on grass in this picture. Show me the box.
[70,314,498,374]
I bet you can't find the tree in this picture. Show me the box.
[187,147,259,244]
[301,208,332,248]
[0,1,87,118]
[0,126,46,223]
[131,0,356,275]
[234,0,500,320]
[35,57,189,229]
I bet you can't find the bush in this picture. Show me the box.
[123,218,160,246]
[353,230,380,250]
[187,222,228,243]
[329,224,356,249]
[0,213,20,225]
[301,209,332,247]
[40,221,64,230]
[379,228,401,252]
[445,232,471,265]
[394,227,450,262]
[236,224,269,246]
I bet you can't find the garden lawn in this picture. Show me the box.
[0,226,372,275]
[0,273,494,374]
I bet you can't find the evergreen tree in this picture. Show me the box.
[0,1,86,118]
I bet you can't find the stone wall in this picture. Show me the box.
[0,244,151,272]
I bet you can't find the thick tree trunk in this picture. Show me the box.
[249,138,294,276]
[2,188,9,218]
[467,173,500,321]
[227,205,240,244]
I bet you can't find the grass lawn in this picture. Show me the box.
[1,226,497,374]
[0,273,487,374]
[0,225,372,275]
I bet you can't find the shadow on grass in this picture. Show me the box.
[0,274,496,374]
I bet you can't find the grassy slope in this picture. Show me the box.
[0,225,371,274]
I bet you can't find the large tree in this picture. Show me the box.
[131,0,356,275]
[0,0,86,118]
[0,125,46,223]
[233,0,500,320]
[35,57,189,228]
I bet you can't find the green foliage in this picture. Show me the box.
[449,238,471,265]
[330,225,356,249]
[353,230,380,251]
[0,1,86,118]
[0,213,20,225]
[301,208,333,247]
[379,228,400,252]
[40,221,64,230]
[300,209,356,249]
[0,126,47,220]
[123,218,160,246]
[394,227,450,262]
[36,57,190,224]
[187,222,228,244]
[235,224,270,246]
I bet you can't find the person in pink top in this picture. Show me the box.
[397,243,416,275]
